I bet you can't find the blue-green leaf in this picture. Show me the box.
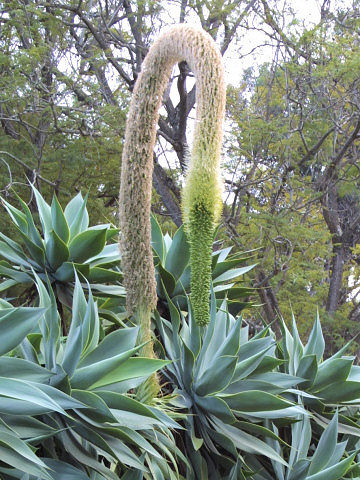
[51,194,70,244]
[69,228,108,263]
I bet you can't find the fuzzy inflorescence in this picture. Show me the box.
[119,24,226,326]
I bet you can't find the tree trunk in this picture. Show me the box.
[256,270,282,339]
[153,161,183,227]
[326,243,345,314]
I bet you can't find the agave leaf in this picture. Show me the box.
[74,356,170,390]
[101,426,162,461]
[71,343,143,389]
[194,355,238,396]
[172,266,191,296]
[212,418,288,466]
[0,396,55,416]
[1,197,28,234]
[212,257,248,278]
[0,262,32,283]
[10,190,44,248]
[84,243,121,267]
[147,429,190,471]
[296,355,318,387]
[222,379,284,395]
[213,265,255,284]
[194,394,236,424]
[180,299,201,358]
[31,185,52,242]
[1,415,57,441]
[310,358,353,392]
[326,441,348,468]
[288,415,311,470]
[121,469,143,480]
[233,343,274,381]
[163,232,172,252]
[151,214,165,264]
[62,275,88,376]
[250,372,304,389]
[45,229,70,271]
[158,263,176,296]
[195,300,235,378]
[0,239,32,268]
[0,307,46,355]
[154,312,180,364]
[263,422,285,480]
[0,431,52,479]
[236,405,307,420]
[288,459,309,480]
[235,421,287,444]
[348,364,360,381]
[59,428,119,480]
[71,389,117,423]
[72,422,146,471]
[214,246,233,263]
[104,433,149,471]
[0,278,18,292]
[54,261,90,282]
[303,311,325,362]
[88,267,122,283]
[0,297,12,308]
[165,225,190,280]
[69,228,108,263]
[314,412,360,437]
[308,411,338,476]
[40,458,91,480]
[35,275,60,370]
[62,274,99,364]
[194,287,218,373]
[162,287,181,354]
[180,340,196,391]
[306,453,356,480]
[64,192,89,238]
[222,390,294,412]
[0,378,69,415]
[80,287,100,358]
[78,327,139,368]
[0,358,53,383]
[316,381,360,403]
[95,391,161,421]
[89,283,126,296]
[17,227,45,267]
[51,194,70,244]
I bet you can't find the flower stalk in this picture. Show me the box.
[119,24,226,390]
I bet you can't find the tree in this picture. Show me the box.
[224,0,360,351]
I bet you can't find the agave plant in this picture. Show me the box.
[0,187,123,306]
[155,290,311,479]
[245,411,358,480]
[155,292,360,479]
[151,215,255,316]
[241,314,360,479]
[0,275,185,479]
[279,313,360,407]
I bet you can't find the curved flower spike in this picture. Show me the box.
[119,24,226,342]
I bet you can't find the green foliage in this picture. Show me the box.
[0,187,123,306]
[151,214,255,316]
[156,293,360,479]
[0,275,183,479]
[0,189,360,479]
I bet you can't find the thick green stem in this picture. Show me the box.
[135,303,160,401]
